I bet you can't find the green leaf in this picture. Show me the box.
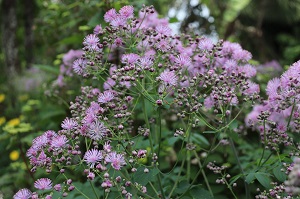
[33,64,59,75]
[87,13,102,26]
[175,180,190,194]
[230,174,242,185]
[190,187,213,199]
[273,166,286,182]
[40,109,66,120]
[169,17,179,23]
[255,172,272,189]
[58,35,83,45]
[133,167,159,185]
[192,133,209,147]
[245,173,255,184]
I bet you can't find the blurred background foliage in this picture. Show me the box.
[0,0,300,198]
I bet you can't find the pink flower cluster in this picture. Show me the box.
[246,60,300,149]
[16,4,262,198]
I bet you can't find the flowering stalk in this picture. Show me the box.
[13,4,267,199]
[193,151,213,197]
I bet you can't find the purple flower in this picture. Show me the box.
[32,135,48,149]
[103,78,116,90]
[98,90,115,104]
[45,195,52,199]
[34,178,52,190]
[104,8,118,22]
[93,24,103,35]
[44,130,57,139]
[61,118,78,130]
[63,49,83,67]
[13,188,32,199]
[174,54,191,68]
[114,37,123,47]
[119,5,134,19]
[105,152,126,170]
[155,39,171,52]
[155,25,172,36]
[84,149,103,168]
[26,146,38,158]
[73,58,87,75]
[204,96,214,109]
[158,70,178,86]
[239,64,257,78]
[138,56,153,69]
[266,78,280,99]
[87,172,95,180]
[51,135,68,149]
[198,38,214,51]
[88,120,107,140]
[232,49,252,61]
[224,59,237,72]
[86,102,103,115]
[110,16,127,27]
[83,34,100,51]
[104,141,112,152]
[54,184,61,192]
[244,81,260,95]
[122,53,140,64]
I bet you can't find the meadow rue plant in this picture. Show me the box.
[14,5,300,199]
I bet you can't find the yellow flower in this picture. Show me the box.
[0,94,5,103]
[0,117,5,126]
[9,150,19,161]
[7,118,20,127]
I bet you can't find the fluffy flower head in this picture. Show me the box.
[84,149,103,168]
[105,152,126,170]
[34,178,52,190]
[14,188,32,199]
[158,70,178,86]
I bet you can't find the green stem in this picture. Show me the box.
[287,98,296,129]
[141,81,154,155]
[179,132,220,197]
[157,107,162,165]
[149,182,160,196]
[89,180,99,199]
[229,138,249,199]
[258,120,266,167]
[156,106,166,199]
[187,150,191,182]
[194,151,213,197]
[168,160,185,198]
[223,173,238,199]
[141,79,165,199]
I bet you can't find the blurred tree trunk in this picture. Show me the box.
[1,0,19,77]
[23,0,36,69]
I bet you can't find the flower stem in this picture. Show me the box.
[168,159,185,198]
[287,98,296,129]
[179,132,220,198]
[258,120,266,167]
[89,180,99,199]
[194,151,213,197]
[229,138,249,199]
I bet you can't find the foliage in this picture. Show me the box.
[9,4,300,199]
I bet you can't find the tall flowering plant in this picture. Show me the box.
[15,5,298,199]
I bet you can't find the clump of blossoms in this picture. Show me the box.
[246,60,300,150]
[15,5,264,199]
[53,49,83,88]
